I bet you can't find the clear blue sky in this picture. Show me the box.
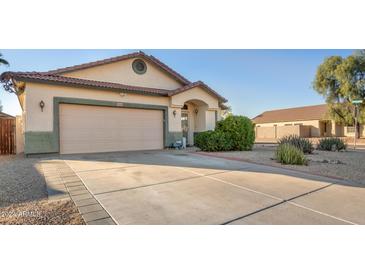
[0,49,354,117]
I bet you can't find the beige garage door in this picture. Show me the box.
[59,104,164,154]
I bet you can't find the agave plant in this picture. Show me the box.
[275,143,307,165]
[317,138,347,151]
[278,135,314,154]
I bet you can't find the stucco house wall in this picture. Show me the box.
[2,52,226,155]
[170,87,219,109]
[24,82,170,132]
[22,82,220,153]
[62,58,183,90]
[15,115,24,154]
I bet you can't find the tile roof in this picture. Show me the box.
[0,72,172,96]
[46,51,191,85]
[0,51,227,103]
[1,72,227,102]
[168,81,227,102]
[252,104,329,124]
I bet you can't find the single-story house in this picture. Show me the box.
[0,51,227,155]
[252,104,364,140]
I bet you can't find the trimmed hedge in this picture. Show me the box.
[275,143,307,165]
[194,115,255,152]
[278,135,314,154]
[317,137,347,151]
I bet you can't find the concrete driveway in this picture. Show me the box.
[62,150,365,225]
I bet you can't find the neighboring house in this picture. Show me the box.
[252,104,364,140]
[0,51,227,155]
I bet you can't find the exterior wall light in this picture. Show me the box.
[194,108,199,114]
[173,110,177,117]
[39,100,45,112]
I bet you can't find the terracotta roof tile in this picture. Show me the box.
[252,104,329,124]
[168,81,227,102]
[1,72,172,96]
[46,51,191,85]
[1,52,227,103]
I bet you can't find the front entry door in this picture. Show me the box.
[181,111,189,143]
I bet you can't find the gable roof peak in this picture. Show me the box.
[45,51,191,85]
[168,80,227,102]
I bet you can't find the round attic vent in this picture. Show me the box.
[132,59,147,74]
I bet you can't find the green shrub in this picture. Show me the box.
[195,115,255,152]
[194,131,213,150]
[278,135,314,154]
[317,137,347,151]
[215,115,255,151]
[275,143,307,165]
[194,131,233,152]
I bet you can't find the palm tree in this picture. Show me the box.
[0,53,9,66]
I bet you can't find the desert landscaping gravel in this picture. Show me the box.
[0,155,47,207]
[0,155,84,225]
[209,145,365,185]
[0,199,84,225]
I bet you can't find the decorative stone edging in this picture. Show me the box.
[41,160,116,225]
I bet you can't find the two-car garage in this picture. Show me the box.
[59,104,164,154]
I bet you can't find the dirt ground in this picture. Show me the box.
[208,145,365,185]
[0,155,84,225]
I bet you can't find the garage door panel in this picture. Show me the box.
[60,104,164,154]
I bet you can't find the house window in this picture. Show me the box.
[132,59,147,74]
[347,126,355,133]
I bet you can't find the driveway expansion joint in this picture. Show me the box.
[41,160,116,225]
[92,170,231,196]
[221,182,356,225]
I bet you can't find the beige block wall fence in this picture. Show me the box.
[255,120,321,139]
[344,125,365,137]
[255,120,364,139]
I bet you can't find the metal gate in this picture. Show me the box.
[0,119,15,155]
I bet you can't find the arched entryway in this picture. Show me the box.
[181,99,210,146]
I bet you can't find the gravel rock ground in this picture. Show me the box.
[209,146,365,185]
[0,199,84,225]
[0,155,85,225]
[0,155,47,207]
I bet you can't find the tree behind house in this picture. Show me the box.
[0,52,9,112]
[313,50,365,137]
[0,53,9,66]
